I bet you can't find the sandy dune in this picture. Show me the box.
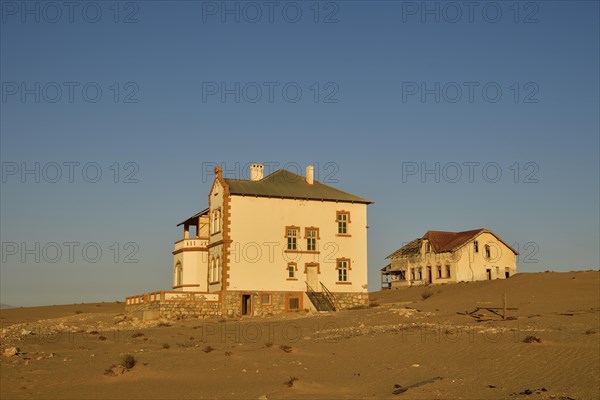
[1,271,598,399]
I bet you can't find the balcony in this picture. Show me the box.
[173,238,208,253]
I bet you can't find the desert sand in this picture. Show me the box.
[1,271,599,399]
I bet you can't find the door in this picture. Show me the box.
[486,269,492,280]
[427,267,432,284]
[306,264,319,291]
[241,294,251,316]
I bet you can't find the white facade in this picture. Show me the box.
[173,165,371,298]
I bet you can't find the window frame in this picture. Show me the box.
[336,258,351,283]
[336,211,351,236]
[285,226,300,251]
[305,227,320,252]
[286,262,298,280]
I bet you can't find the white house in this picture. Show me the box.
[163,164,373,316]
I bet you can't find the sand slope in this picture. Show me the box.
[1,271,598,399]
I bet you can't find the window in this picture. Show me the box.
[336,211,350,235]
[425,242,431,253]
[287,263,297,279]
[410,268,415,280]
[337,259,350,282]
[306,228,318,251]
[485,244,491,258]
[474,240,479,253]
[446,265,451,278]
[286,227,299,250]
[210,257,220,283]
[437,266,442,278]
[211,209,222,234]
[261,294,271,305]
[175,263,183,286]
[418,268,423,280]
[288,297,300,311]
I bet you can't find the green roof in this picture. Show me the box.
[223,169,373,204]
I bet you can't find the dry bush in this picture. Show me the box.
[121,354,137,370]
[203,345,215,353]
[421,289,434,300]
[162,343,170,349]
[280,345,293,353]
[523,336,542,343]
[285,376,298,387]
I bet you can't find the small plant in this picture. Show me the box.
[285,376,298,387]
[203,345,215,353]
[98,335,107,341]
[265,341,274,348]
[523,336,542,343]
[104,365,117,376]
[121,354,137,370]
[279,345,293,353]
[131,332,145,339]
[584,329,597,335]
[75,310,83,314]
[421,289,434,300]
[224,351,232,356]
[162,343,170,349]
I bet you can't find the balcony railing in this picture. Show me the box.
[125,291,219,305]
[173,238,208,252]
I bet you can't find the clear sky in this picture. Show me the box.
[1,0,598,306]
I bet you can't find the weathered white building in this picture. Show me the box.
[128,164,372,318]
[381,229,518,289]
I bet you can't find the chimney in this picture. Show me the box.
[306,165,314,185]
[250,163,264,181]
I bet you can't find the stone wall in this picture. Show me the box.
[332,292,370,309]
[126,290,368,320]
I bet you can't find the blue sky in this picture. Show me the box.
[1,0,598,306]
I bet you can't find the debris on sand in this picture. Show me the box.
[523,336,542,343]
[393,376,442,394]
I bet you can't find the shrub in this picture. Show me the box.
[75,310,83,314]
[265,341,274,348]
[279,345,292,353]
[421,289,434,300]
[285,376,298,387]
[131,332,145,339]
[98,335,107,341]
[203,345,215,353]
[523,336,542,343]
[121,354,137,370]
[162,343,170,349]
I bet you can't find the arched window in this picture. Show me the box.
[210,258,215,282]
[216,256,221,282]
[175,262,183,287]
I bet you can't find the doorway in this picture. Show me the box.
[241,294,251,316]
[426,266,432,284]
[486,269,492,280]
[306,264,319,291]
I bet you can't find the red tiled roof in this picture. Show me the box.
[423,229,486,252]
[386,228,518,258]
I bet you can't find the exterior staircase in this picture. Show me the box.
[306,282,337,312]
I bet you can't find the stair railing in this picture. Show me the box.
[319,282,337,311]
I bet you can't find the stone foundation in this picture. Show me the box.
[126,290,369,320]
